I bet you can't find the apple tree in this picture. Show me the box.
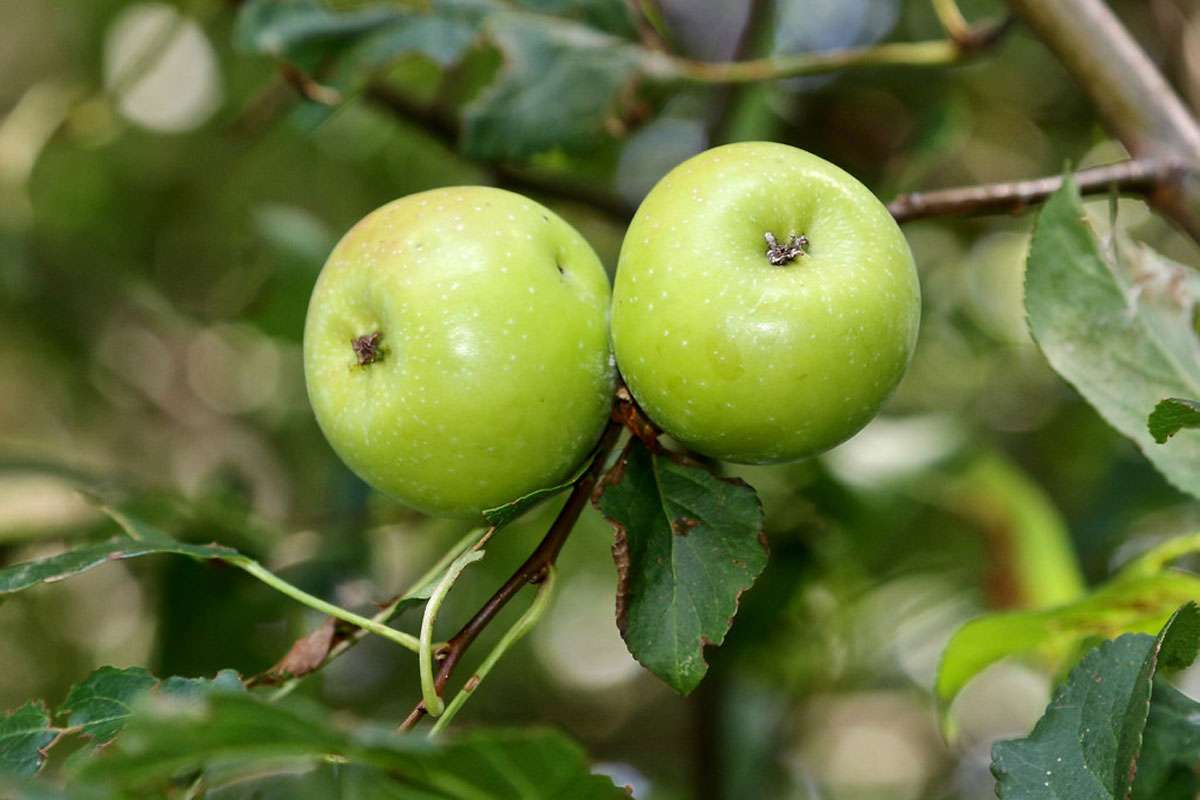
[1,1,1200,798]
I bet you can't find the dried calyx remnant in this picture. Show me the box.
[764,232,808,266]
[352,331,384,366]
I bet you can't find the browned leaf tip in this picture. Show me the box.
[591,437,634,505]
[610,520,632,637]
[613,386,661,450]
[258,617,338,684]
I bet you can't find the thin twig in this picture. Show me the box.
[418,548,485,716]
[234,559,423,652]
[254,527,488,695]
[399,417,625,732]
[362,83,636,221]
[1006,0,1200,242]
[626,0,672,53]
[428,567,559,737]
[887,158,1188,223]
[643,17,1009,84]
[278,62,343,106]
[707,0,772,146]
[930,0,972,45]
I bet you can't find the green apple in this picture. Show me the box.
[304,186,614,517]
[612,142,920,463]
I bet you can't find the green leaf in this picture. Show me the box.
[340,0,494,70]
[937,570,1200,721]
[0,703,55,777]
[462,12,641,160]
[56,666,243,747]
[0,776,77,800]
[159,670,245,700]
[0,534,237,597]
[236,2,647,161]
[204,763,427,800]
[515,0,636,37]
[481,455,591,527]
[60,667,159,744]
[992,603,1200,799]
[1149,398,1200,444]
[1130,680,1200,800]
[234,0,406,57]
[948,453,1085,609]
[1024,178,1200,499]
[595,440,767,694]
[75,692,628,799]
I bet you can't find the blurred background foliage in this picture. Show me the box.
[1,0,1199,798]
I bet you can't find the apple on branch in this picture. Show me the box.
[303,186,615,518]
[612,142,921,463]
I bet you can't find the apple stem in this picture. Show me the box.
[352,331,384,366]
[764,232,808,266]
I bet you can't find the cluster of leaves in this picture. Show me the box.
[0,509,633,797]
[991,602,1200,800]
[0,666,241,778]
[8,0,1200,794]
[925,177,1200,796]
[234,0,663,162]
[0,427,769,795]
[1,666,625,798]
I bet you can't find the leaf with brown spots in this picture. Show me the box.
[594,438,766,694]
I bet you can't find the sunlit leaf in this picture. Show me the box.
[937,567,1200,724]
[992,603,1200,799]
[1025,178,1200,498]
[944,453,1085,609]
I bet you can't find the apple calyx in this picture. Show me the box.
[764,232,808,266]
[351,331,384,366]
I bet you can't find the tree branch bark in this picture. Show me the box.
[399,416,625,732]
[887,157,1188,223]
[363,83,636,222]
[646,18,1008,85]
[1006,0,1200,241]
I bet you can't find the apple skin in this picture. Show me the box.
[611,142,920,463]
[304,186,614,517]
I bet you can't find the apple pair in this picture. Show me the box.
[303,142,921,517]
